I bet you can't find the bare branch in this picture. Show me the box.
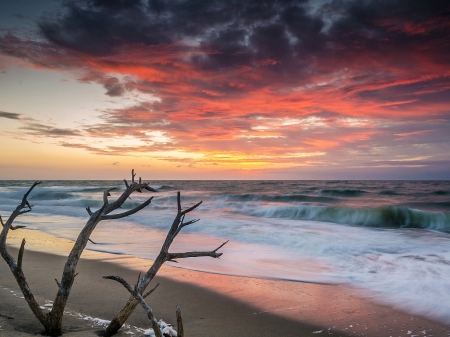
[103,275,162,337]
[0,215,4,227]
[167,240,228,261]
[181,200,203,216]
[10,225,27,230]
[2,181,41,233]
[176,305,184,337]
[86,206,93,216]
[213,240,229,252]
[143,283,160,299]
[135,272,141,290]
[105,190,226,337]
[139,177,142,184]
[142,185,157,192]
[103,188,117,205]
[88,238,97,244]
[182,219,200,227]
[22,181,41,204]
[55,279,61,288]
[175,218,200,236]
[131,169,136,183]
[17,239,26,270]
[101,197,153,220]
[123,179,129,189]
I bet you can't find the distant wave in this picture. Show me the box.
[379,190,400,195]
[433,190,449,195]
[249,205,450,231]
[221,193,337,203]
[319,188,367,197]
[150,185,174,191]
[29,191,75,201]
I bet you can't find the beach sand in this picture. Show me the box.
[1,229,449,336]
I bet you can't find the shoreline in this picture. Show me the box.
[1,229,449,336]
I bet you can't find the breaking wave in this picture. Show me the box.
[249,205,450,231]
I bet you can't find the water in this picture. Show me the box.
[1,180,450,322]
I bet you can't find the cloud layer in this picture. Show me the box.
[1,0,449,175]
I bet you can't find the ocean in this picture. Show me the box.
[1,180,450,323]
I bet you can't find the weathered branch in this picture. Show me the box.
[176,305,184,337]
[0,181,48,331]
[88,238,97,244]
[101,197,153,220]
[181,200,202,215]
[167,240,228,261]
[143,282,160,299]
[1,182,41,234]
[11,225,27,230]
[103,275,162,337]
[17,239,26,270]
[104,191,227,336]
[123,179,130,189]
[132,169,136,183]
[103,188,117,205]
[175,218,200,236]
[1,172,162,336]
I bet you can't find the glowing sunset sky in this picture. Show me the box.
[0,0,449,179]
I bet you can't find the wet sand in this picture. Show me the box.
[1,229,449,336]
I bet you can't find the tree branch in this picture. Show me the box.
[143,283,160,299]
[101,197,153,220]
[103,275,162,337]
[175,218,200,236]
[2,182,41,230]
[181,200,202,216]
[103,188,117,205]
[167,240,228,261]
[123,179,130,189]
[142,185,157,192]
[176,305,184,337]
[86,206,93,216]
[17,239,26,270]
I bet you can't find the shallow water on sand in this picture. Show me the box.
[1,180,450,323]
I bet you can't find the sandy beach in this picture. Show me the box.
[1,229,449,337]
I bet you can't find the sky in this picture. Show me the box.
[0,0,449,180]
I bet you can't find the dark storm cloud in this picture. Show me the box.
[1,0,449,173]
[0,111,20,120]
[31,0,449,87]
[39,2,171,56]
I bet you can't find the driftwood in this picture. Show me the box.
[103,192,228,336]
[104,275,164,337]
[104,274,185,337]
[0,171,156,336]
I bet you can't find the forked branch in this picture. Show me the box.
[104,190,228,336]
[1,171,158,336]
[103,275,162,337]
[101,197,153,220]
[167,240,228,262]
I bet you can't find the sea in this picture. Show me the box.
[1,180,450,323]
